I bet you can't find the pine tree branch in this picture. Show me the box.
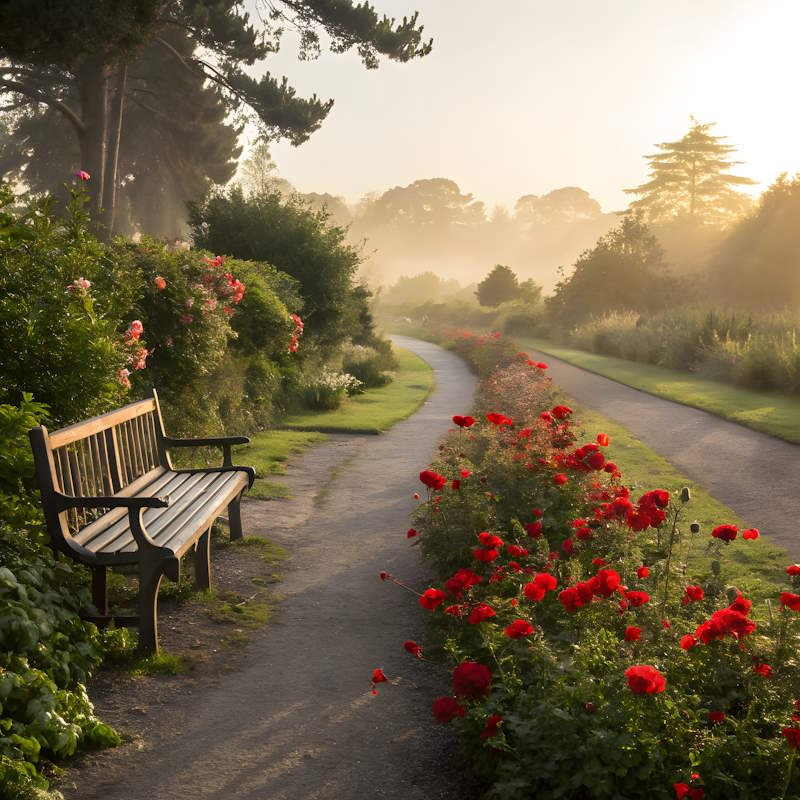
[0,78,84,134]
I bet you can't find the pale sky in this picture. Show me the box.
[251,0,800,213]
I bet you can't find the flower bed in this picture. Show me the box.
[381,332,800,799]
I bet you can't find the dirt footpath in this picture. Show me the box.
[60,336,480,800]
[528,346,800,559]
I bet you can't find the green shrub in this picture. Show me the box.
[0,398,117,799]
[0,186,140,426]
[341,344,393,388]
[301,370,362,410]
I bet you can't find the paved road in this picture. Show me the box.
[70,336,479,800]
[528,346,800,559]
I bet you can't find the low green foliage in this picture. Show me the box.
[282,347,434,433]
[520,337,800,444]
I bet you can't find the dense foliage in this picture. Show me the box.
[384,332,800,799]
[0,397,118,800]
[566,308,800,394]
[188,186,370,358]
[547,216,677,328]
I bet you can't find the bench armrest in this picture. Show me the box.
[53,492,170,512]
[164,435,250,468]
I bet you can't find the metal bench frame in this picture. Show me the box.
[29,388,255,651]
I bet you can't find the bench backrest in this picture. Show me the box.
[29,389,170,550]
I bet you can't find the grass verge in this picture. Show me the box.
[518,337,800,444]
[281,347,434,434]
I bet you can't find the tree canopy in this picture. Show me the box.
[547,216,673,327]
[624,118,753,226]
[476,265,520,307]
[708,173,800,310]
[0,0,431,228]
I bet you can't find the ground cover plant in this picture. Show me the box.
[379,332,800,799]
[282,347,434,434]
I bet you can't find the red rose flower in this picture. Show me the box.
[453,661,491,698]
[625,664,666,695]
[626,590,650,608]
[452,414,475,428]
[486,412,512,426]
[505,619,534,639]
[480,714,502,740]
[468,603,497,624]
[637,565,650,579]
[406,528,418,538]
[593,569,621,598]
[419,469,447,490]
[588,451,605,470]
[683,585,704,604]
[597,433,610,447]
[753,662,772,678]
[371,668,389,694]
[525,521,543,538]
[787,564,800,576]
[592,557,607,567]
[742,528,759,540]
[523,582,545,602]
[782,727,800,749]
[674,784,704,800]
[552,404,573,420]
[432,696,466,722]
[553,473,568,485]
[533,572,557,592]
[558,586,583,612]
[473,547,499,563]
[708,710,725,724]
[445,568,482,597]
[562,537,574,556]
[680,634,697,650]
[781,592,800,611]
[460,468,471,478]
[625,626,642,641]
[711,524,738,542]
[404,640,422,658]
[419,588,446,611]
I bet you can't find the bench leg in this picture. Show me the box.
[194,527,212,590]
[91,566,108,616]
[228,494,243,541]
[137,558,169,653]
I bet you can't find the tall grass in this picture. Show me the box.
[564,308,800,393]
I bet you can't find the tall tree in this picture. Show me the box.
[0,1,431,229]
[624,118,754,226]
[0,29,242,236]
[547,216,674,327]
[476,264,520,307]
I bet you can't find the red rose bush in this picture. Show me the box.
[379,332,800,799]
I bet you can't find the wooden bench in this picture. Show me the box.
[28,388,255,652]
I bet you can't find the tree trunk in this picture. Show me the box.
[76,58,111,216]
[103,63,128,235]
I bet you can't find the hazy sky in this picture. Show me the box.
[253,0,800,213]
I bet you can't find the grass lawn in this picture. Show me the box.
[518,337,800,444]
[236,348,434,499]
[572,401,789,602]
[281,347,434,434]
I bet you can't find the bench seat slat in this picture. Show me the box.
[76,471,205,553]
[72,467,175,547]
[131,471,248,555]
[84,470,248,560]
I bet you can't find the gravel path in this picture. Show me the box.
[528,347,800,559]
[69,336,479,800]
